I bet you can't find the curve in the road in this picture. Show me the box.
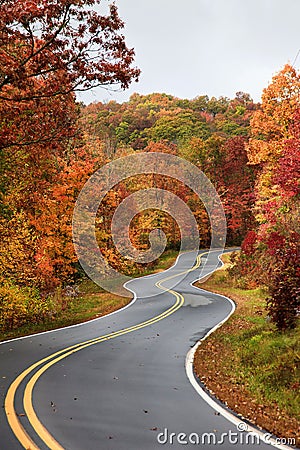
[3,250,294,450]
[5,252,204,450]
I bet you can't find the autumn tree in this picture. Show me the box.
[0,0,140,149]
[233,66,300,329]
[247,64,300,220]
[0,0,140,97]
[0,1,140,328]
[218,136,257,244]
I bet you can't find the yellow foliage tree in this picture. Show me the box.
[247,64,300,221]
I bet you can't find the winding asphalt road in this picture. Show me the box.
[0,250,283,449]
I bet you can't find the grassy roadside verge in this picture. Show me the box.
[0,250,178,342]
[194,253,300,447]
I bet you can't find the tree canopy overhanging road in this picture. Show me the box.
[0,250,283,450]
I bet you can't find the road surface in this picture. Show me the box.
[0,250,282,449]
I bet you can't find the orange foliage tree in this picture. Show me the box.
[0,1,140,329]
[233,65,300,329]
[247,64,300,220]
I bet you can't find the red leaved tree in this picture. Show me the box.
[0,0,140,149]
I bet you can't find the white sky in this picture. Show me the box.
[77,0,300,105]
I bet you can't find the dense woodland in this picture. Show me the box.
[0,1,299,332]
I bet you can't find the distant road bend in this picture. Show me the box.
[1,250,283,449]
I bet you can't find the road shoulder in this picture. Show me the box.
[192,253,300,448]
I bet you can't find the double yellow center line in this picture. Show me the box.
[5,252,204,450]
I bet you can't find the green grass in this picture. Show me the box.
[0,250,178,342]
[196,252,300,420]
[0,290,129,342]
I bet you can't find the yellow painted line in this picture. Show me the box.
[155,252,202,288]
[5,252,205,450]
[5,301,182,450]
[22,295,184,449]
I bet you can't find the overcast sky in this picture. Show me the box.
[77,0,300,105]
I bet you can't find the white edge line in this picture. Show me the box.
[0,251,186,346]
[0,296,137,346]
[185,253,295,450]
[3,249,293,448]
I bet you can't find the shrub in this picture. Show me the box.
[0,282,53,331]
[266,239,300,330]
